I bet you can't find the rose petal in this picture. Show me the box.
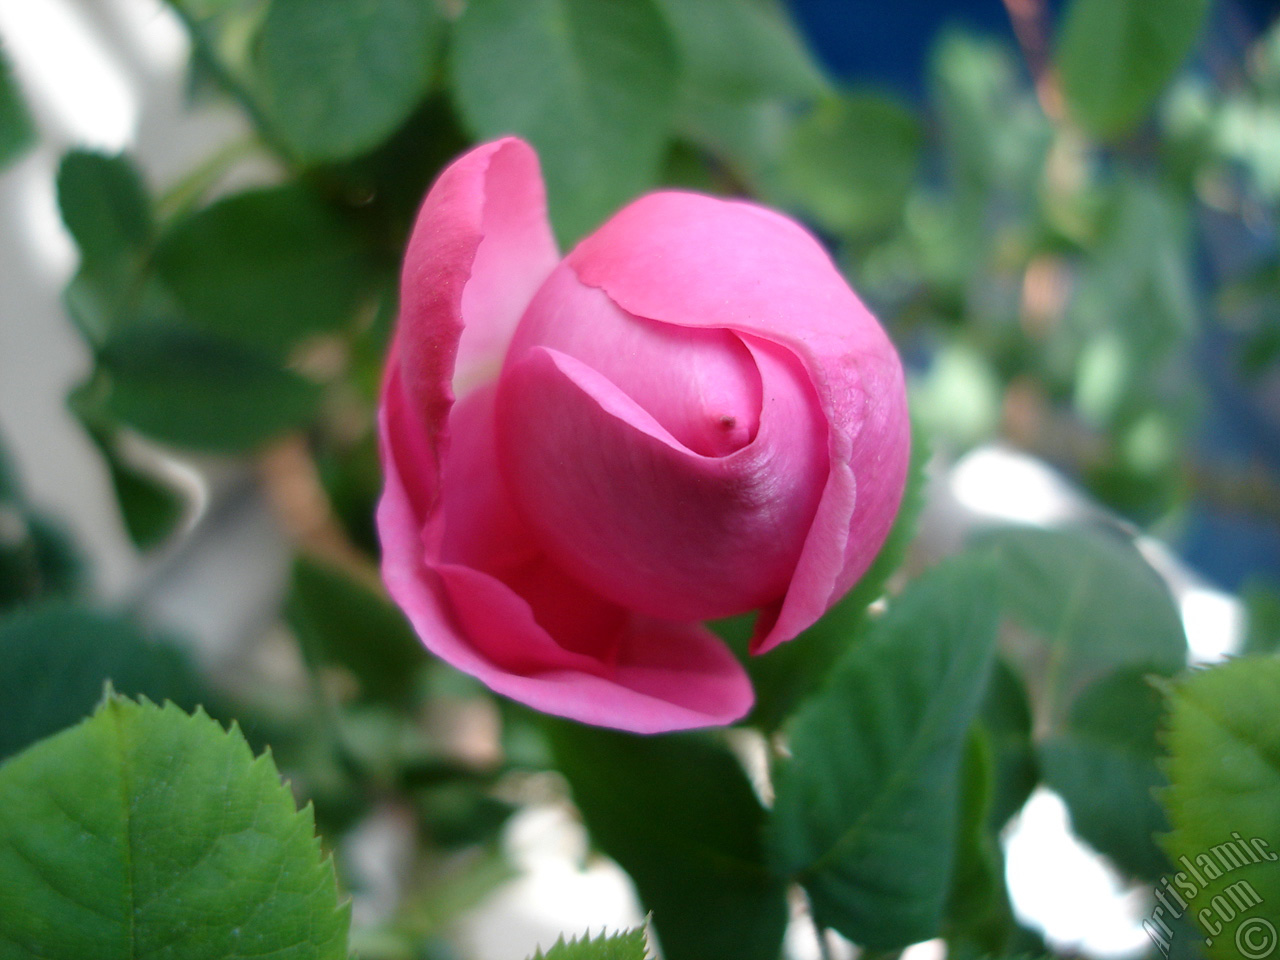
[568,191,910,652]
[506,263,762,457]
[495,340,826,621]
[379,364,753,732]
[396,136,558,456]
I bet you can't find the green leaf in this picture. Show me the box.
[1056,0,1210,138]
[777,91,922,237]
[0,602,201,762]
[545,722,787,960]
[450,0,678,244]
[727,420,929,733]
[0,515,84,612]
[981,525,1188,735]
[1067,181,1196,426]
[655,0,825,104]
[677,98,794,193]
[0,695,350,959]
[1160,657,1280,960]
[944,729,1017,952]
[929,31,1051,201]
[70,385,186,550]
[100,322,320,453]
[530,927,649,960]
[980,658,1039,831]
[1242,579,1280,656]
[285,555,426,707]
[0,44,35,169]
[153,185,373,355]
[57,150,153,262]
[0,434,85,611]
[1039,668,1171,881]
[56,151,156,344]
[258,0,441,163]
[768,554,1001,949]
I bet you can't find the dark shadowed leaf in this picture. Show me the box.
[56,150,156,343]
[0,434,85,611]
[546,722,787,960]
[70,386,186,550]
[100,322,320,453]
[0,45,34,168]
[944,729,1018,952]
[980,525,1188,735]
[0,602,202,761]
[153,185,373,355]
[57,150,153,263]
[980,658,1039,831]
[1039,668,1171,881]
[768,554,1001,948]
[285,555,426,707]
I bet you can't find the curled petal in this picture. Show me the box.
[568,191,910,652]
[507,263,763,457]
[495,340,827,621]
[379,360,752,732]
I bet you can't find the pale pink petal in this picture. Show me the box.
[567,191,910,652]
[396,136,557,456]
[495,341,826,621]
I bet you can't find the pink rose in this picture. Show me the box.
[377,137,909,733]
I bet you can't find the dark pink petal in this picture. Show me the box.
[379,352,753,732]
[568,191,910,653]
[495,339,827,621]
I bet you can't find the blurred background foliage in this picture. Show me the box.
[2,0,1280,958]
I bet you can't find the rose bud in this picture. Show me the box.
[378,137,909,733]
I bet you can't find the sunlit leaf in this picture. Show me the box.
[0,695,351,959]
[1160,657,1280,960]
[529,926,649,960]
